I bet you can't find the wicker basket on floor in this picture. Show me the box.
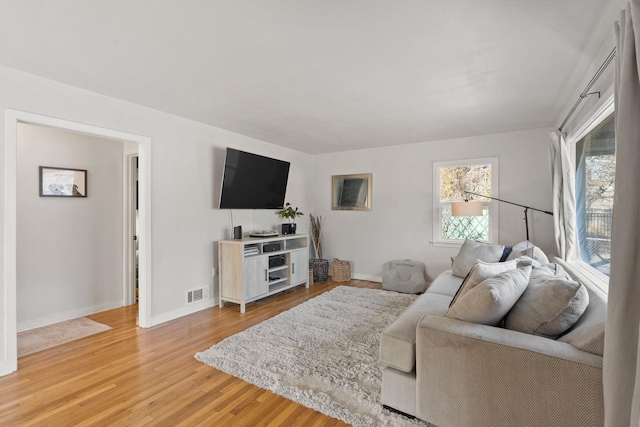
[332,259,351,282]
[308,267,314,286]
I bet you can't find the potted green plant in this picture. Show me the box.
[277,203,303,235]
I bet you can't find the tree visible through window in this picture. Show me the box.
[433,158,498,244]
[576,114,615,275]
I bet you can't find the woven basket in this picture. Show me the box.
[308,267,314,286]
[332,259,351,282]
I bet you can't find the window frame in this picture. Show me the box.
[432,157,500,247]
[565,96,615,289]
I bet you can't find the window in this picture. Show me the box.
[433,157,499,245]
[575,113,615,276]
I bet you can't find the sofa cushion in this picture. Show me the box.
[380,291,454,373]
[425,270,463,298]
[559,321,605,355]
[506,240,550,265]
[451,239,506,277]
[446,266,531,325]
[505,276,589,338]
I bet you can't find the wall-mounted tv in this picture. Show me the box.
[219,148,290,209]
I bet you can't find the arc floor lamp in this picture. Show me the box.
[451,191,553,241]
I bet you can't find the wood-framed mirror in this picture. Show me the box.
[331,173,372,211]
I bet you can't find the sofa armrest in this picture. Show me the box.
[415,315,604,427]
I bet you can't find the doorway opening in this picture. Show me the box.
[124,151,139,307]
[3,109,152,375]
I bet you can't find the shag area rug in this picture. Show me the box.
[18,317,112,357]
[195,286,434,426]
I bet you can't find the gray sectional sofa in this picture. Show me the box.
[379,243,607,427]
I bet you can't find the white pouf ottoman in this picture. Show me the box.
[382,259,427,294]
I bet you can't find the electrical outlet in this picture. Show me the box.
[212,267,217,277]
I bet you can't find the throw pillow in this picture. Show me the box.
[531,263,570,280]
[505,276,589,338]
[446,265,532,325]
[449,259,519,307]
[506,240,549,265]
[513,256,540,269]
[451,239,505,277]
[499,246,513,262]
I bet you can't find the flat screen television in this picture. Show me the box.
[219,148,290,209]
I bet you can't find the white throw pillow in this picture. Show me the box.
[505,276,589,338]
[446,266,532,325]
[451,239,505,278]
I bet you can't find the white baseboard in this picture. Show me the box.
[149,297,218,327]
[350,273,382,283]
[17,300,124,332]
[0,363,16,377]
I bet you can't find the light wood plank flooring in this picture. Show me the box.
[0,279,382,426]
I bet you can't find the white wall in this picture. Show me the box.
[0,65,314,374]
[17,123,124,330]
[313,128,555,282]
[556,30,617,140]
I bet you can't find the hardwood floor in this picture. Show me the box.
[0,279,382,426]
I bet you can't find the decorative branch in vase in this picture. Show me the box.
[277,203,303,235]
[309,214,323,259]
[309,214,329,282]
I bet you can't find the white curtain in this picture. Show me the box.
[604,1,640,426]
[548,131,579,260]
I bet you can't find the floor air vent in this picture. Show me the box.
[186,287,208,305]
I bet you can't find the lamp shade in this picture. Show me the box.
[451,201,483,217]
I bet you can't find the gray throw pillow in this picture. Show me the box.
[505,276,589,338]
[531,263,570,279]
[446,265,532,325]
[506,240,549,265]
[451,239,505,278]
[450,259,518,307]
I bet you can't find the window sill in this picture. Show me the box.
[431,240,463,248]
[431,239,496,248]
[552,257,609,294]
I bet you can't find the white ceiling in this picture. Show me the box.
[0,0,623,154]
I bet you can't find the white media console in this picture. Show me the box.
[218,234,309,313]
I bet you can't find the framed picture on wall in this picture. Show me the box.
[331,173,372,211]
[39,166,87,197]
